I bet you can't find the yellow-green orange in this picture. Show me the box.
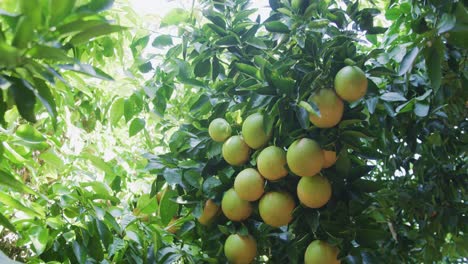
[304,240,340,264]
[224,234,257,264]
[198,199,220,225]
[221,188,252,221]
[234,168,265,201]
[286,138,324,177]
[209,118,232,142]
[334,66,368,102]
[241,113,271,149]
[222,136,250,166]
[308,89,344,128]
[256,146,288,181]
[322,150,337,169]
[297,175,332,208]
[259,192,295,227]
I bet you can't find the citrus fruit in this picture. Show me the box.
[286,138,324,177]
[224,234,257,264]
[234,168,265,201]
[297,175,332,208]
[322,150,337,168]
[259,191,295,227]
[242,113,271,149]
[221,188,252,221]
[209,118,232,142]
[198,199,220,225]
[304,240,340,264]
[222,136,251,166]
[308,89,344,128]
[334,66,368,102]
[257,146,288,181]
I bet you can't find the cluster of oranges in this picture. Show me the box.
[198,65,367,263]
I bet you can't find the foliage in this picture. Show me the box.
[143,0,467,263]
[0,0,466,263]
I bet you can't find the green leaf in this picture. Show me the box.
[398,47,419,76]
[29,226,49,255]
[414,103,429,117]
[109,97,125,126]
[49,0,76,26]
[245,38,267,50]
[76,0,114,13]
[0,192,44,218]
[152,35,173,48]
[437,13,456,34]
[33,78,58,125]
[27,45,73,62]
[158,188,179,226]
[235,63,258,77]
[69,24,126,46]
[59,63,114,80]
[424,39,443,92]
[194,59,211,77]
[12,16,33,49]
[215,35,240,47]
[129,118,145,137]
[264,21,289,33]
[0,43,21,67]
[160,8,190,27]
[81,153,114,175]
[10,79,36,122]
[380,92,407,102]
[0,169,36,195]
[0,213,16,233]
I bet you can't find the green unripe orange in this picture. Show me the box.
[222,136,251,166]
[234,168,265,201]
[286,138,324,177]
[221,188,252,221]
[297,175,332,208]
[242,113,271,149]
[209,118,232,142]
[334,66,368,102]
[257,146,288,181]
[304,240,340,264]
[224,234,257,264]
[308,89,344,128]
[259,191,295,227]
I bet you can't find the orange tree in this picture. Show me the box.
[147,0,468,263]
[142,0,467,263]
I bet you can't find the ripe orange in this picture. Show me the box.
[209,118,232,142]
[241,113,272,149]
[304,240,340,264]
[224,234,257,264]
[308,89,344,128]
[297,175,332,208]
[322,150,337,168]
[258,191,295,227]
[334,66,368,102]
[286,138,324,177]
[222,136,251,166]
[198,199,220,225]
[234,168,265,201]
[221,188,252,221]
[256,146,288,181]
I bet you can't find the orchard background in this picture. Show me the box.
[0,0,466,263]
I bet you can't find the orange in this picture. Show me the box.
[297,175,332,208]
[209,118,232,142]
[224,234,257,264]
[234,168,265,201]
[222,136,251,166]
[256,146,288,181]
[308,89,344,128]
[334,66,368,102]
[221,188,252,221]
[242,113,271,149]
[198,199,220,225]
[304,240,340,264]
[322,150,337,168]
[286,138,324,177]
[258,191,295,227]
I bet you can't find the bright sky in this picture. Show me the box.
[129,0,270,19]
